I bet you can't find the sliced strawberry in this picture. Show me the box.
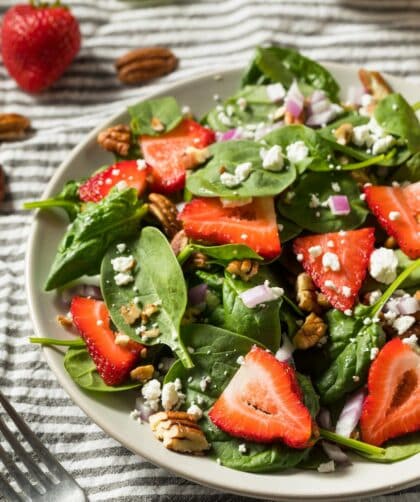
[70,297,143,386]
[364,182,420,259]
[209,346,313,447]
[140,119,216,194]
[293,228,375,311]
[179,196,281,260]
[79,160,148,202]
[360,338,420,446]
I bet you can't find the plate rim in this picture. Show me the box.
[25,62,420,501]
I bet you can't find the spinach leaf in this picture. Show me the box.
[222,271,282,351]
[24,180,82,221]
[195,270,224,290]
[277,217,302,242]
[101,226,193,368]
[375,94,420,154]
[325,309,359,360]
[393,152,420,182]
[45,188,147,291]
[277,171,368,233]
[316,323,384,404]
[30,337,85,348]
[263,125,333,173]
[356,432,420,463]
[191,243,263,263]
[395,250,420,289]
[129,97,183,136]
[63,347,141,392]
[186,140,296,198]
[165,324,311,473]
[242,47,340,102]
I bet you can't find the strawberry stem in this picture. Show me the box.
[30,337,85,347]
[370,258,420,319]
[320,429,386,456]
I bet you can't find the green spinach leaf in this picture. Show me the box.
[277,171,368,232]
[191,243,263,263]
[393,152,420,182]
[356,432,420,463]
[101,226,193,368]
[186,140,296,198]
[64,347,141,392]
[45,188,147,291]
[129,97,183,136]
[277,217,302,242]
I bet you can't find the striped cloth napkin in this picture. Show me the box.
[0,0,419,500]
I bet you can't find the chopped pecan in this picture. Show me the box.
[316,292,331,310]
[141,303,159,324]
[226,259,259,282]
[148,193,182,238]
[120,302,142,325]
[333,123,353,146]
[151,116,165,133]
[56,314,73,328]
[116,47,177,85]
[358,69,392,101]
[293,312,327,350]
[285,110,305,125]
[0,113,30,141]
[184,146,211,169]
[150,411,209,454]
[187,252,209,270]
[171,229,189,256]
[97,124,131,157]
[142,327,160,339]
[130,364,155,382]
[296,273,321,314]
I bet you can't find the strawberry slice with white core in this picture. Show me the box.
[179,196,281,260]
[209,346,313,448]
[79,159,148,202]
[360,338,420,446]
[293,227,375,311]
[70,297,143,386]
[140,119,216,194]
[364,182,420,259]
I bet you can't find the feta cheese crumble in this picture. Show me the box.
[236,355,245,365]
[199,376,211,392]
[369,247,398,284]
[393,315,416,335]
[389,211,401,221]
[322,252,341,272]
[342,286,352,298]
[220,162,252,188]
[402,334,418,348]
[161,378,184,411]
[370,347,379,361]
[114,272,134,286]
[238,443,247,454]
[308,245,322,258]
[317,460,335,473]
[136,159,147,170]
[187,404,203,420]
[286,141,309,164]
[141,379,161,411]
[260,145,284,171]
[331,182,341,193]
[116,243,126,253]
[111,255,135,273]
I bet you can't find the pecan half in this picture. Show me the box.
[226,259,259,282]
[333,123,353,146]
[0,113,30,141]
[130,364,155,383]
[120,302,142,325]
[358,69,392,101]
[150,411,209,454]
[148,193,182,238]
[116,47,178,85]
[293,312,327,350]
[97,124,131,157]
[296,273,322,314]
[171,229,189,256]
[285,109,305,125]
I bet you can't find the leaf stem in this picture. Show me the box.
[30,337,85,347]
[320,429,386,456]
[343,154,385,171]
[370,258,420,318]
[177,244,194,265]
[23,199,77,211]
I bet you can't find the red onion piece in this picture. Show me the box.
[275,335,295,363]
[239,282,284,309]
[310,90,327,104]
[318,408,332,430]
[328,195,351,215]
[397,296,419,315]
[135,398,154,422]
[216,128,242,142]
[322,441,352,466]
[335,388,365,438]
[285,81,304,118]
[188,283,208,306]
[254,121,284,140]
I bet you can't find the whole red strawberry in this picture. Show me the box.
[1,1,81,93]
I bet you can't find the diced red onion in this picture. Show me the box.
[335,388,365,438]
[239,282,284,309]
[310,90,327,104]
[321,441,352,466]
[188,283,208,306]
[216,128,242,142]
[308,99,331,116]
[318,408,332,430]
[285,81,304,118]
[328,195,351,215]
[384,298,400,314]
[58,284,102,308]
[275,335,295,363]
[135,398,154,422]
[397,297,419,315]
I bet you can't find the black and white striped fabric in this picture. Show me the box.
[0,1,419,500]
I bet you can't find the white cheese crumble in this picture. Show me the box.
[393,315,416,335]
[369,247,398,284]
[296,253,304,262]
[369,290,382,305]
[187,403,203,420]
[309,193,321,209]
[236,355,245,365]
[237,97,247,110]
[238,443,247,454]
[114,272,134,286]
[185,146,211,165]
[115,180,128,191]
[114,333,131,346]
[402,334,418,348]
[286,141,309,164]
[266,83,286,102]
[372,135,395,155]
[389,211,401,221]
[324,280,337,291]
[260,145,284,171]
[317,460,335,473]
[141,379,161,411]
[322,252,341,272]
[331,182,341,193]
[136,159,147,170]
[352,124,371,147]
[199,376,211,392]
[220,162,252,188]
[370,347,379,361]
[116,243,127,253]
[344,309,353,316]
[181,105,191,115]
[308,245,322,258]
[111,255,135,273]
[342,286,352,298]
[161,378,184,411]
[327,240,335,248]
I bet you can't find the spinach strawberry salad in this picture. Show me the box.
[27,47,420,474]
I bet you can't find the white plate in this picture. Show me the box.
[26,64,420,501]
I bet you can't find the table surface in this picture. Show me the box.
[0,0,419,500]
